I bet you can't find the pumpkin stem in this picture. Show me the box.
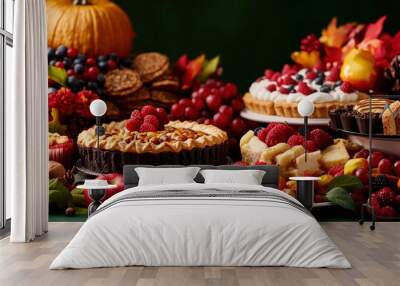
[73,0,91,5]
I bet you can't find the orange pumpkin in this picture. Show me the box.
[47,0,135,57]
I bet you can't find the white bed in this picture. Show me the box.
[50,181,350,269]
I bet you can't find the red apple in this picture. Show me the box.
[378,158,392,174]
[83,173,124,207]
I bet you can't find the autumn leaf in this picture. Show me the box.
[181,54,206,90]
[291,50,320,68]
[320,17,356,48]
[363,16,387,42]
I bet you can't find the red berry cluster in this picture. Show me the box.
[170,79,247,137]
[48,87,99,119]
[371,187,400,217]
[300,34,322,53]
[125,105,169,132]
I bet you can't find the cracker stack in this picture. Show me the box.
[105,52,180,117]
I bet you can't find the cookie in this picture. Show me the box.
[151,90,179,104]
[151,73,180,91]
[105,69,142,97]
[133,52,170,83]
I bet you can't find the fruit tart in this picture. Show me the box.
[77,106,228,173]
[48,133,75,169]
[383,101,400,135]
[244,68,367,118]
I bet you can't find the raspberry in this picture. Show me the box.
[305,71,318,80]
[279,87,290,94]
[265,124,295,147]
[326,67,340,82]
[255,160,271,166]
[257,128,269,142]
[125,117,142,132]
[378,205,397,217]
[140,105,157,117]
[298,81,315,95]
[376,187,395,205]
[264,69,274,79]
[266,84,277,92]
[143,114,160,129]
[281,64,297,75]
[264,123,280,137]
[340,81,354,93]
[130,109,142,120]
[310,128,333,150]
[139,122,158,132]
[328,165,344,177]
[300,34,322,52]
[305,140,317,152]
[287,134,305,147]
[283,76,297,85]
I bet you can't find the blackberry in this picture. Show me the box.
[295,74,304,81]
[314,76,324,85]
[320,85,332,93]
[254,127,264,136]
[372,175,396,192]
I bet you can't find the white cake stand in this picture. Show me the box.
[240,109,330,125]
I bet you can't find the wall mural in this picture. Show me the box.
[47,0,400,220]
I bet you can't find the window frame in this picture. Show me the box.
[0,0,13,231]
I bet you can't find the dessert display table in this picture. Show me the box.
[240,109,330,125]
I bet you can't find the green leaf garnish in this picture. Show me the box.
[327,175,363,192]
[326,187,355,211]
[48,65,67,86]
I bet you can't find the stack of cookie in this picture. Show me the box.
[105,52,180,118]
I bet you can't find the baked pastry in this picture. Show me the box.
[105,69,142,97]
[77,120,228,173]
[244,68,366,118]
[49,133,75,169]
[133,52,170,83]
[383,101,400,135]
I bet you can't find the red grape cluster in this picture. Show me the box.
[169,79,247,137]
[48,87,99,119]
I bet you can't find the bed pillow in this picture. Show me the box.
[200,169,266,185]
[135,167,201,186]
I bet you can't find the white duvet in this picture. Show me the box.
[50,183,350,269]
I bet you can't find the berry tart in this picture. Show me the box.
[244,68,367,118]
[77,106,228,173]
[48,133,75,169]
[383,101,400,135]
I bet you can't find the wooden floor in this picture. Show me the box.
[0,222,399,286]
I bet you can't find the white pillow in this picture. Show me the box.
[135,167,200,186]
[200,169,265,185]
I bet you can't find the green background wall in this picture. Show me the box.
[115,0,400,91]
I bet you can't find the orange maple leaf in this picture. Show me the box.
[320,17,356,48]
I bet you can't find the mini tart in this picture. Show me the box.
[382,101,400,135]
[243,93,275,115]
[48,133,75,169]
[77,120,229,173]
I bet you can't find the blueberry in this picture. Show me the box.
[87,81,98,90]
[76,53,86,63]
[67,76,79,88]
[74,63,84,74]
[98,60,108,72]
[48,48,55,60]
[108,53,118,61]
[97,55,108,62]
[63,58,72,69]
[73,58,83,65]
[314,76,324,85]
[55,45,67,59]
[120,57,132,67]
[320,85,331,92]
[335,80,342,87]
[295,74,304,81]
[97,73,105,85]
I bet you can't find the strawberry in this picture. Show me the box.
[264,69,274,79]
[298,81,315,95]
[143,114,160,129]
[257,128,269,142]
[139,122,158,132]
[287,134,305,147]
[279,87,290,94]
[305,71,318,80]
[283,76,297,85]
[340,81,354,93]
[310,128,333,150]
[328,165,344,177]
[140,105,158,117]
[271,72,281,81]
[265,124,295,147]
[326,66,340,82]
[266,84,277,92]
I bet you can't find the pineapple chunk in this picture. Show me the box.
[275,145,305,168]
[240,134,267,164]
[295,150,322,176]
[320,141,350,169]
[260,143,291,163]
[240,130,255,147]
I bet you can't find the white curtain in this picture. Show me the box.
[7,0,48,242]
